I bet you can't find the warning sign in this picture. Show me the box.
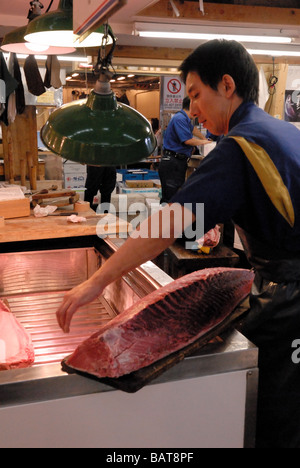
[167,79,182,95]
[161,76,185,111]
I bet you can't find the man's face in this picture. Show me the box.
[186,72,231,136]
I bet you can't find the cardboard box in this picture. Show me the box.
[64,173,87,190]
[63,160,87,175]
[126,180,154,188]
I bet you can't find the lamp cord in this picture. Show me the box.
[46,0,54,12]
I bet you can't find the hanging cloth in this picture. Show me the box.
[24,55,46,96]
[10,53,25,115]
[0,78,5,118]
[0,52,18,125]
[44,56,62,89]
[258,66,269,110]
[7,91,16,125]
[199,0,205,15]
[7,54,17,124]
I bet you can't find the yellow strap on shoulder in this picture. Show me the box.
[230,136,295,228]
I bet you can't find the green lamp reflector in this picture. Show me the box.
[1,24,76,55]
[41,80,157,166]
[24,0,113,49]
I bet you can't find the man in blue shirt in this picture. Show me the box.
[159,97,208,203]
[56,40,300,448]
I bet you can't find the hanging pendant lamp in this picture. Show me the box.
[1,1,76,55]
[41,29,156,166]
[24,0,113,49]
[1,24,76,55]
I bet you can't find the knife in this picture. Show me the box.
[48,212,79,217]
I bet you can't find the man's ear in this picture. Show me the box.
[219,74,236,98]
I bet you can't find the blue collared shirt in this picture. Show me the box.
[172,102,300,252]
[163,110,194,157]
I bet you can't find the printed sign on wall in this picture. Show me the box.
[284,65,300,130]
[161,76,185,112]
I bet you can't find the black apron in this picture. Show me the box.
[236,226,300,448]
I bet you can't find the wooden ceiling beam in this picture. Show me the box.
[114,45,191,61]
[137,0,300,26]
[111,45,300,66]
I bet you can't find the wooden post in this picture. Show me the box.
[1,106,39,189]
[20,159,26,186]
[7,127,15,185]
[27,151,37,191]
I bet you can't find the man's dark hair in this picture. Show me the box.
[179,40,259,104]
[182,96,191,110]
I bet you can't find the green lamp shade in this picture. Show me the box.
[41,91,157,166]
[24,1,74,48]
[1,25,75,55]
[24,0,113,49]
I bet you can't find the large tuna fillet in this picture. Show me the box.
[0,298,35,371]
[65,267,254,379]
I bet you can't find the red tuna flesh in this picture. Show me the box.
[0,299,35,371]
[65,267,254,379]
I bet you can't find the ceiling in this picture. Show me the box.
[1,0,300,84]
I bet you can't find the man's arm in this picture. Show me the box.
[56,203,196,333]
[193,126,207,140]
[185,137,211,147]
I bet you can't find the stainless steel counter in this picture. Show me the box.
[0,236,258,448]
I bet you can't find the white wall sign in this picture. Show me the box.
[284,65,300,130]
[161,76,185,112]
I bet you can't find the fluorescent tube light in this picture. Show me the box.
[138,31,292,44]
[3,53,89,62]
[247,48,300,57]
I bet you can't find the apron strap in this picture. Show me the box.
[230,135,295,228]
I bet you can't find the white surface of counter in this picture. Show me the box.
[0,237,257,448]
[0,366,253,448]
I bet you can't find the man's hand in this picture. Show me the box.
[56,276,104,333]
[56,204,194,334]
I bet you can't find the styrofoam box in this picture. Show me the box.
[63,160,87,175]
[145,197,162,214]
[64,173,87,185]
[110,193,147,213]
[203,142,217,157]
[110,193,159,214]
[65,183,86,189]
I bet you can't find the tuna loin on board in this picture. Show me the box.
[64,267,254,379]
[0,298,35,371]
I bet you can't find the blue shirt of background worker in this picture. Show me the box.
[159,97,209,204]
[163,108,195,157]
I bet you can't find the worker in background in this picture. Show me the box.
[84,166,116,213]
[56,40,300,448]
[158,96,210,203]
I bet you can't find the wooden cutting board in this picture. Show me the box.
[62,300,249,393]
[0,211,132,243]
[0,198,30,219]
